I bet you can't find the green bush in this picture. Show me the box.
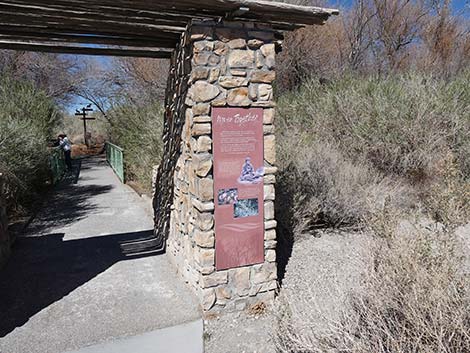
[276,73,470,231]
[0,77,61,213]
[107,101,164,191]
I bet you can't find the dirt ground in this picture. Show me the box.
[204,230,371,353]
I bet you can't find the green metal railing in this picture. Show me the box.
[105,142,125,183]
[49,148,66,184]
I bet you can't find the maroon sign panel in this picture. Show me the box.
[213,107,265,270]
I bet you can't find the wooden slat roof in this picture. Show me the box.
[0,1,339,57]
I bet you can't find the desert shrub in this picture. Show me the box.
[277,73,470,181]
[0,77,60,213]
[425,153,470,228]
[275,73,469,233]
[107,101,164,191]
[276,136,408,231]
[275,209,470,353]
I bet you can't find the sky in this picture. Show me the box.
[65,0,469,113]
[328,0,469,14]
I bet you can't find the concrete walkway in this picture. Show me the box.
[0,156,202,353]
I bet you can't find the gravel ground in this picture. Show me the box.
[204,229,371,353]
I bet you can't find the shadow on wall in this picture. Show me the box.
[0,229,163,337]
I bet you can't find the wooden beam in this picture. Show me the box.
[0,40,173,58]
[6,0,338,27]
[0,31,177,49]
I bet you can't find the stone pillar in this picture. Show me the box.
[156,21,278,312]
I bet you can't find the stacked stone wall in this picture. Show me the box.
[156,21,278,312]
[0,174,10,267]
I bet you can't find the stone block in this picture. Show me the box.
[189,81,220,103]
[247,39,264,49]
[229,267,251,296]
[193,153,212,177]
[200,270,228,288]
[193,40,214,53]
[264,220,277,230]
[260,43,275,58]
[228,50,255,68]
[195,247,215,267]
[191,67,209,81]
[264,229,276,241]
[227,87,251,106]
[248,84,258,100]
[214,41,228,56]
[264,175,275,186]
[264,135,276,165]
[266,249,276,262]
[219,76,248,89]
[211,89,227,107]
[264,166,278,174]
[264,184,275,201]
[208,67,221,83]
[258,84,273,101]
[192,199,215,213]
[251,70,276,83]
[193,52,211,66]
[201,288,216,310]
[228,38,246,49]
[193,103,211,116]
[195,177,214,202]
[265,240,277,250]
[194,229,215,248]
[230,70,247,77]
[208,54,220,66]
[263,108,275,124]
[264,201,275,220]
[215,286,232,305]
[255,50,265,68]
[195,136,212,153]
[192,123,211,136]
[193,115,211,123]
[251,263,277,284]
[195,211,214,233]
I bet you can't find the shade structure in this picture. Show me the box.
[0,0,338,57]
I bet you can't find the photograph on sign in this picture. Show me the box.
[217,188,239,206]
[234,198,259,218]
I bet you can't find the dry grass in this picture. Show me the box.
[275,203,470,353]
[275,73,470,351]
[276,73,469,233]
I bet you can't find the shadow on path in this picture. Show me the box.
[0,229,163,337]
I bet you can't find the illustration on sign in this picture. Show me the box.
[213,107,265,270]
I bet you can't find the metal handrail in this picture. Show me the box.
[49,147,66,184]
[105,141,125,183]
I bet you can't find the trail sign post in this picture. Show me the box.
[75,104,95,148]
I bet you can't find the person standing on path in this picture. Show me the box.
[58,134,72,171]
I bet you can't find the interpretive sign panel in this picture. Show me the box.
[213,107,265,270]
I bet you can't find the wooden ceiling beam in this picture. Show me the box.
[6,0,338,27]
[0,30,177,48]
[0,39,173,58]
